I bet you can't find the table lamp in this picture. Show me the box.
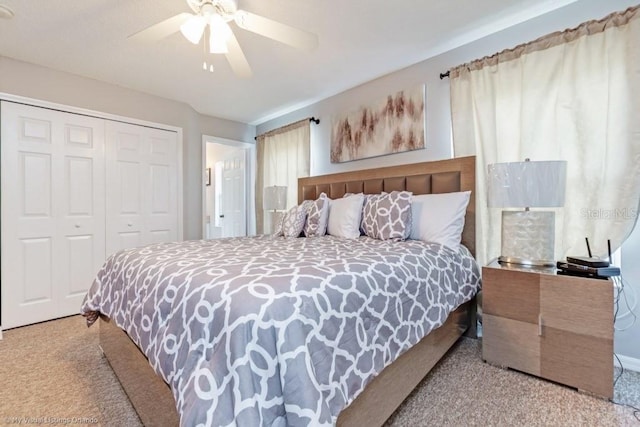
[263,185,287,233]
[487,159,567,266]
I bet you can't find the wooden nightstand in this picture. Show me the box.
[482,260,613,399]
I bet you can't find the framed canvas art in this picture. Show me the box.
[331,85,425,163]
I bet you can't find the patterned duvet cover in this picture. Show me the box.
[82,235,480,427]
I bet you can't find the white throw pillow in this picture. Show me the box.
[327,193,365,239]
[410,191,471,251]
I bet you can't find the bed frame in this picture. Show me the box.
[99,155,477,427]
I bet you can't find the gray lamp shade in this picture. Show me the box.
[487,160,567,208]
[263,186,287,211]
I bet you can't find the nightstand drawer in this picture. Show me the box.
[482,267,540,324]
[541,326,613,397]
[483,314,540,376]
[540,275,612,339]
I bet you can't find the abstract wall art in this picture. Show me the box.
[330,85,425,163]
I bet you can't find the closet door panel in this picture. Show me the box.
[1,102,105,328]
[17,152,54,239]
[147,128,178,242]
[65,234,97,294]
[2,104,59,327]
[58,114,105,315]
[106,123,144,256]
[106,122,178,257]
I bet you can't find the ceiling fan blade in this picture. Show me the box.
[234,10,318,51]
[128,13,192,43]
[225,31,252,78]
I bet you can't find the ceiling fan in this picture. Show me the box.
[129,0,319,78]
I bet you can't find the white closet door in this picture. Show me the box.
[105,121,178,256]
[1,102,105,328]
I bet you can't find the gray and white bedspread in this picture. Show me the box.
[82,235,480,427]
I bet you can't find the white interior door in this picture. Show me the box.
[106,121,178,256]
[220,149,246,238]
[1,101,105,328]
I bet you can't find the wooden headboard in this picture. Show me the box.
[298,156,476,256]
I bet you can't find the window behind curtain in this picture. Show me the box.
[450,5,640,265]
[256,120,310,234]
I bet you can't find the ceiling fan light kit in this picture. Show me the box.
[180,15,208,44]
[209,14,232,53]
[130,0,319,78]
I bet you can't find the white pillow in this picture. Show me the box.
[327,193,365,239]
[410,191,471,251]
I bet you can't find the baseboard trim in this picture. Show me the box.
[615,354,640,372]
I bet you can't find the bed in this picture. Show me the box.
[84,155,478,426]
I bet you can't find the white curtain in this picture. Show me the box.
[451,6,640,265]
[256,120,310,234]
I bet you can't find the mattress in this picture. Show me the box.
[82,235,480,426]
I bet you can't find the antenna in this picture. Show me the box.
[608,239,612,264]
[585,237,593,258]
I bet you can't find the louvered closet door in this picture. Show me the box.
[1,101,105,328]
[105,121,178,256]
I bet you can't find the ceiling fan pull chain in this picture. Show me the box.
[201,28,213,73]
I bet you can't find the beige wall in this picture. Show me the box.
[256,0,638,177]
[0,56,255,240]
[256,0,640,361]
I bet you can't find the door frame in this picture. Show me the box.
[201,136,255,239]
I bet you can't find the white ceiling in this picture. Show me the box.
[0,0,577,125]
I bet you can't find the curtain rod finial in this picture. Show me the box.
[440,71,450,80]
[310,117,320,125]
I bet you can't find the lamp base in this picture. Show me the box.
[500,210,556,266]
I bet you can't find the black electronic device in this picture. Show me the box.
[565,256,610,268]
[557,238,621,279]
[556,261,620,277]
[565,237,611,268]
[556,269,610,280]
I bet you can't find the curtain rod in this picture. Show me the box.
[254,117,320,141]
[439,6,639,82]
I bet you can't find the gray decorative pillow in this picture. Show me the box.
[304,193,329,237]
[281,205,307,238]
[360,194,382,238]
[375,191,413,240]
[300,199,314,212]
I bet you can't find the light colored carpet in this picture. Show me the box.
[0,315,142,427]
[386,339,640,426]
[0,316,638,426]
